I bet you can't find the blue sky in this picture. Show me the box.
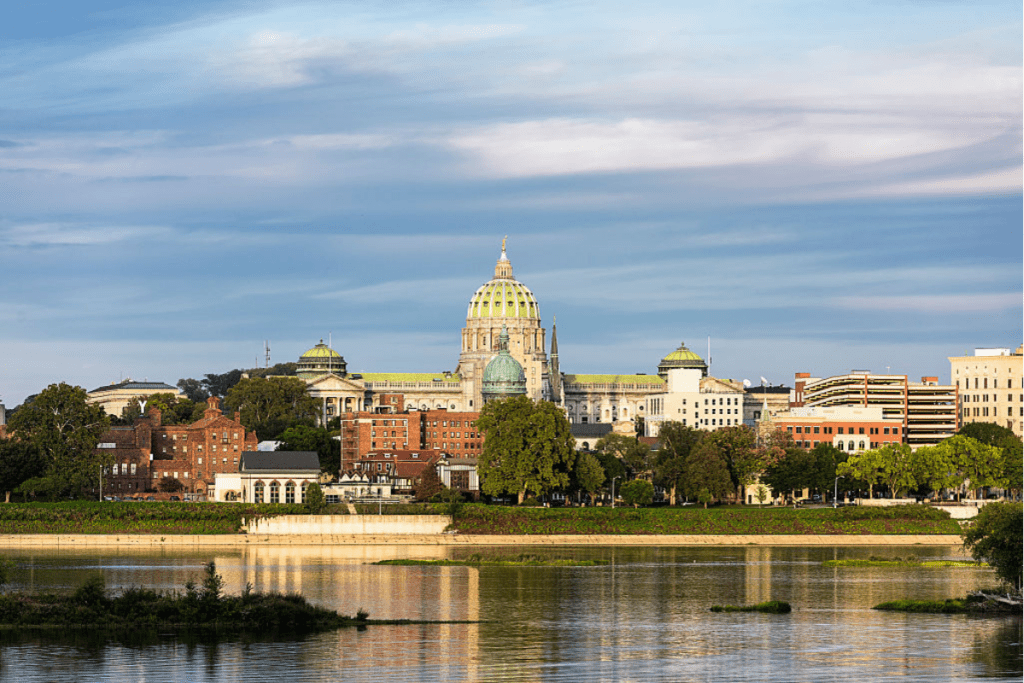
[1,0,1021,406]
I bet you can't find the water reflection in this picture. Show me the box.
[0,544,1018,682]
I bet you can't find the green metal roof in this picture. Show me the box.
[357,372,462,383]
[564,374,665,386]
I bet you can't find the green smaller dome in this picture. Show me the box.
[297,340,347,380]
[657,341,707,379]
[482,327,527,400]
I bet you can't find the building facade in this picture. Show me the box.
[769,405,904,453]
[792,371,958,449]
[96,396,259,499]
[88,379,183,418]
[948,346,1024,438]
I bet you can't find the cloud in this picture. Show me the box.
[833,293,1022,314]
[0,222,173,247]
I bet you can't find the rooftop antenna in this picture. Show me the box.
[329,332,333,375]
[707,336,712,371]
[264,340,271,368]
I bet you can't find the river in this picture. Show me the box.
[0,543,1019,682]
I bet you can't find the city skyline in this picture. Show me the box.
[2,0,1021,406]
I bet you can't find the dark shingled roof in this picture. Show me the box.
[90,379,179,393]
[240,451,320,472]
[571,423,614,438]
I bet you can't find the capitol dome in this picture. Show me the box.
[297,340,347,380]
[657,341,707,379]
[466,240,540,321]
[482,326,527,401]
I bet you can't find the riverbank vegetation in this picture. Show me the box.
[447,504,960,535]
[0,562,366,633]
[874,594,1021,614]
[374,553,608,567]
[710,601,791,614]
[824,555,983,568]
[0,501,345,534]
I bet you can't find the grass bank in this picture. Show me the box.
[873,596,1020,614]
[449,504,961,535]
[0,502,346,535]
[824,555,982,568]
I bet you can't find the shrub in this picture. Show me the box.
[962,502,1022,591]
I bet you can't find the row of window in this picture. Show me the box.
[964,407,1022,417]
[787,425,900,435]
[959,378,1014,389]
[963,394,1020,403]
[253,481,307,504]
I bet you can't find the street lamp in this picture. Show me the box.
[611,476,620,509]
[833,476,845,509]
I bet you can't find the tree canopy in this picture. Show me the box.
[570,451,605,504]
[277,425,340,476]
[962,502,1022,591]
[652,422,703,505]
[476,396,575,504]
[223,376,319,440]
[7,383,112,499]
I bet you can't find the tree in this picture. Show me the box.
[176,378,210,403]
[754,485,769,507]
[762,447,816,499]
[682,438,733,506]
[961,502,1022,591]
[0,439,46,501]
[414,464,445,502]
[7,383,111,499]
[619,479,654,507]
[304,482,326,513]
[693,426,761,501]
[115,398,144,425]
[277,425,340,476]
[957,423,1022,499]
[930,435,1004,500]
[144,393,205,425]
[571,451,605,504]
[653,422,703,505]
[595,433,652,479]
[201,370,245,399]
[223,376,319,440]
[476,396,575,505]
[839,444,916,498]
[158,476,184,493]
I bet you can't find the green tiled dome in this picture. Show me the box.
[482,327,527,399]
[297,340,346,380]
[657,341,707,379]
[467,280,540,320]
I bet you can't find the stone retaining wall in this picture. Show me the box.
[245,514,451,535]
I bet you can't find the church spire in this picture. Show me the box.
[549,315,561,403]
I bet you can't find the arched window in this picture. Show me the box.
[837,442,844,451]
[859,441,866,451]
[254,481,265,503]
[848,441,855,451]
[285,482,296,504]
[270,481,280,503]
[301,482,308,503]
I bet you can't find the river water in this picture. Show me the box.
[0,544,1019,682]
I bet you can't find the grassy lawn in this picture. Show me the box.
[0,502,345,535]
[448,504,962,535]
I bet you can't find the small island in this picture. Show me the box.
[0,562,471,634]
[374,553,608,567]
[710,601,792,614]
[824,555,983,568]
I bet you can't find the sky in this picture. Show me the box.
[1,0,1021,407]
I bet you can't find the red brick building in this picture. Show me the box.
[96,396,258,499]
[340,404,483,471]
[350,450,440,495]
[770,405,904,454]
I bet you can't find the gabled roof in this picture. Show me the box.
[240,451,320,472]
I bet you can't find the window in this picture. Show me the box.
[859,427,865,435]
[254,482,264,503]
[270,482,280,503]
[838,427,844,434]
[285,483,296,504]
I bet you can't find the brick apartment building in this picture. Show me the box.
[96,396,258,498]
[339,393,483,470]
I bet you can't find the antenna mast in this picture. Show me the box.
[264,340,271,368]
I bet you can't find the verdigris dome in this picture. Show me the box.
[482,326,527,400]
[467,240,540,320]
[297,340,347,380]
[657,341,707,379]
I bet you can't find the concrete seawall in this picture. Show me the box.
[245,514,450,535]
[0,534,963,548]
